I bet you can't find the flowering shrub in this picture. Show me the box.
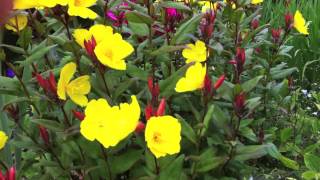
[0,0,318,179]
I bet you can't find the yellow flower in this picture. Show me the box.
[199,1,219,13]
[73,24,113,48]
[13,0,67,9]
[80,96,141,148]
[251,0,263,4]
[57,62,91,107]
[5,14,28,32]
[175,62,207,93]
[67,0,98,19]
[182,40,207,63]
[145,116,181,158]
[0,131,8,150]
[94,33,134,70]
[293,10,309,35]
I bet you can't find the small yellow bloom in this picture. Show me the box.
[94,33,134,70]
[251,0,263,4]
[293,10,309,35]
[67,0,98,19]
[175,62,207,93]
[57,62,91,107]
[0,131,8,150]
[80,96,141,148]
[182,40,207,63]
[73,24,113,48]
[145,116,181,158]
[5,14,28,32]
[199,1,219,13]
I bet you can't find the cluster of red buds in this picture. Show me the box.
[200,10,216,42]
[36,72,57,99]
[234,92,246,118]
[251,19,259,30]
[203,74,226,97]
[39,125,50,146]
[0,167,15,180]
[84,36,97,59]
[271,28,282,44]
[229,48,246,83]
[164,8,183,33]
[72,110,85,121]
[284,12,293,30]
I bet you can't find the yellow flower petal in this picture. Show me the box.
[175,62,207,93]
[69,0,97,7]
[13,0,39,9]
[145,116,181,158]
[251,0,263,4]
[182,40,207,63]
[293,10,309,35]
[5,14,28,32]
[67,75,91,107]
[0,131,8,150]
[89,24,113,44]
[94,33,134,70]
[68,5,98,19]
[73,29,92,48]
[57,62,77,100]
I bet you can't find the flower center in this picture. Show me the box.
[104,49,113,59]
[153,132,162,143]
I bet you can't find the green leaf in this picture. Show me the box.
[125,11,153,25]
[17,27,32,49]
[271,67,298,80]
[127,64,148,81]
[0,76,21,95]
[280,128,292,143]
[158,2,191,11]
[110,149,143,174]
[151,45,184,56]
[302,171,320,180]
[30,119,64,132]
[19,45,57,66]
[304,153,320,172]
[128,22,149,36]
[235,144,269,161]
[196,149,226,173]
[159,155,185,180]
[241,76,263,92]
[200,105,214,136]
[112,78,136,100]
[172,14,202,44]
[175,114,197,145]
[279,155,299,170]
[0,44,25,54]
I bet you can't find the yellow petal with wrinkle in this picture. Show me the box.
[5,14,28,32]
[175,63,206,93]
[57,62,76,100]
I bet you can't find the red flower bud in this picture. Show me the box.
[234,92,246,116]
[48,72,57,94]
[285,12,293,30]
[6,167,15,180]
[203,74,213,96]
[271,28,282,43]
[200,11,216,40]
[156,98,166,116]
[145,104,153,121]
[36,72,57,96]
[39,126,50,145]
[214,75,225,90]
[236,48,246,65]
[147,76,159,99]
[72,110,85,121]
[84,36,97,58]
[135,121,145,133]
[251,19,259,30]
[0,170,5,180]
[36,73,48,90]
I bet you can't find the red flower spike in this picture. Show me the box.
[0,171,5,180]
[271,28,282,43]
[39,126,50,146]
[156,98,166,116]
[147,76,159,99]
[84,36,97,58]
[285,12,293,30]
[214,75,225,90]
[7,167,15,180]
[145,104,153,121]
[48,71,57,94]
[36,73,48,90]
[135,121,145,133]
[236,48,246,65]
[203,74,212,96]
[251,19,259,30]
[72,110,85,121]
[234,92,246,116]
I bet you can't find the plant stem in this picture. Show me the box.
[153,156,160,175]
[100,145,112,180]
[60,105,71,127]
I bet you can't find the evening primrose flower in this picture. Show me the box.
[175,63,207,93]
[80,96,141,148]
[5,14,28,32]
[67,0,98,19]
[57,62,91,107]
[182,40,207,63]
[251,0,263,4]
[0,131,8,150]
[13,0,67,9]
[293,10,309,35]
[145,116,181,158]
[94,33,134,70]
[73,24,113,48]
